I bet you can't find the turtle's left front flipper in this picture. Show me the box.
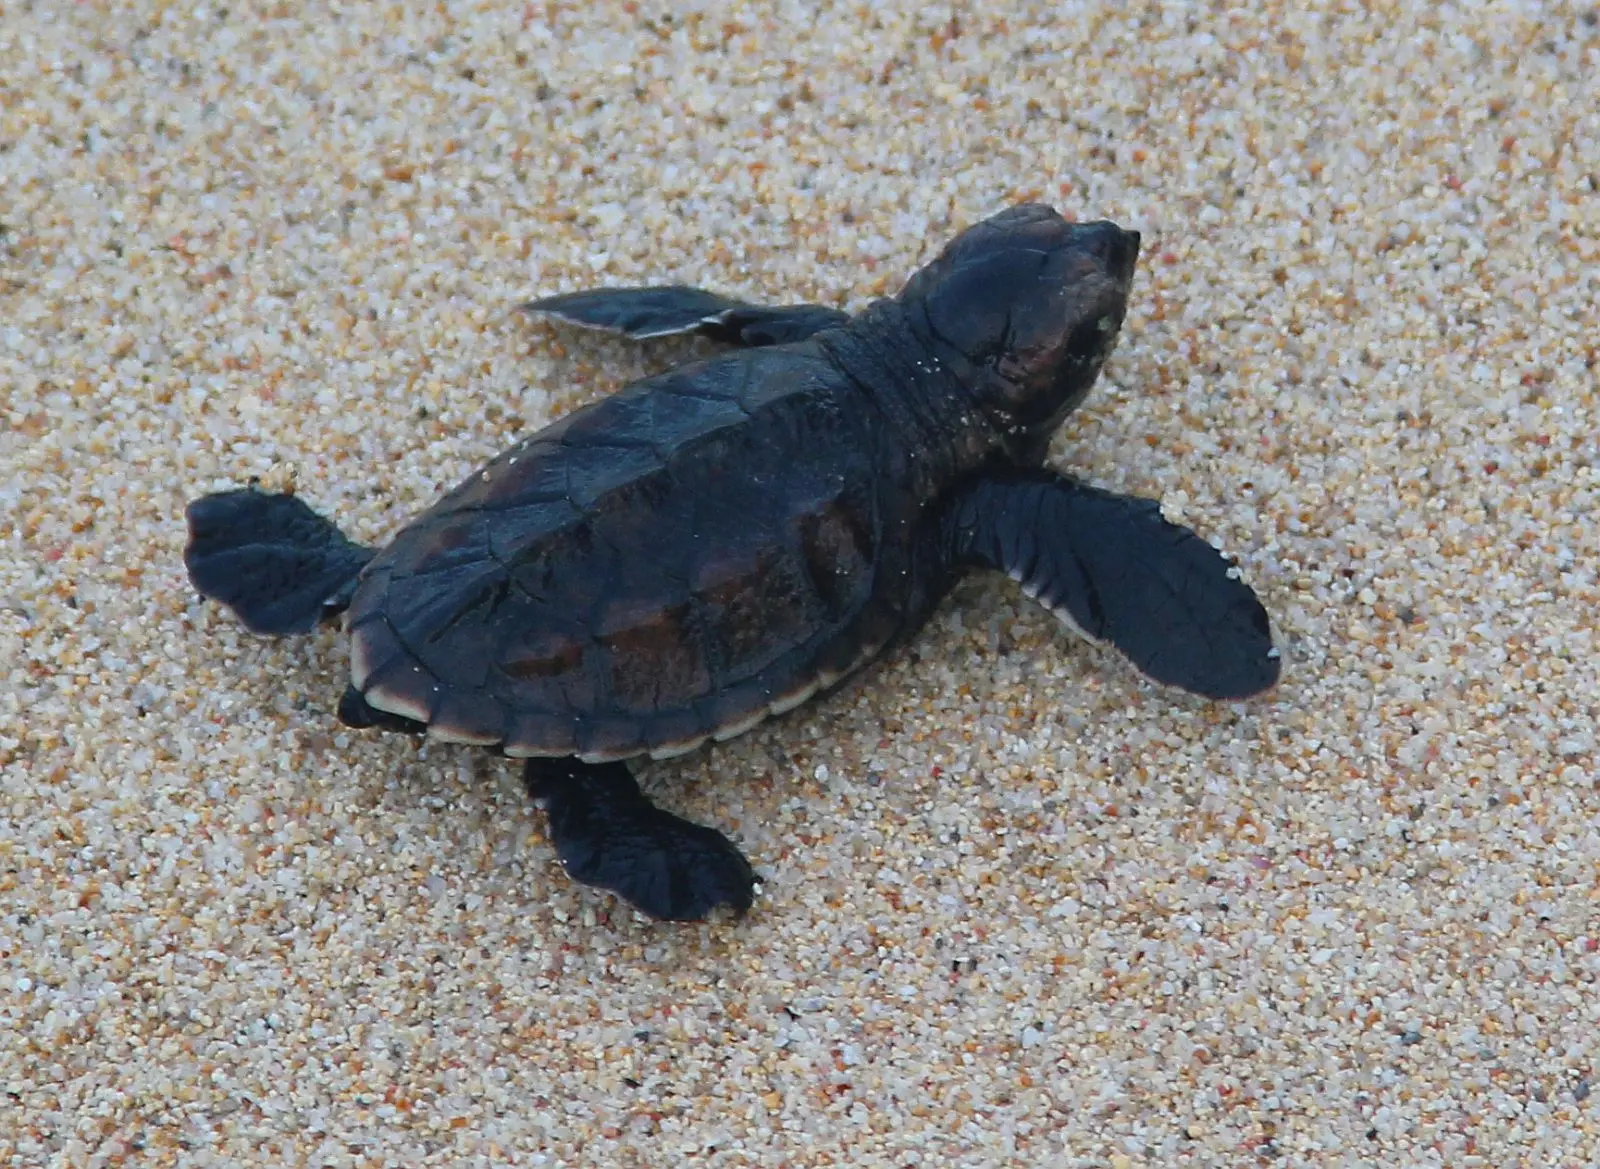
[523,285,850,347]
[944,469,1280,700]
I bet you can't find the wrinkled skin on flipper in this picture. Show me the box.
[527,758,757,921]
[523,285,851,348]
[942,469,1280,699]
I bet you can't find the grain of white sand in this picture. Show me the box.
[3,3,1597,1166]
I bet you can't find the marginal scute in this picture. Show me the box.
[362,661,439,725]
[648,735,708,761]
[347,620,380,690]
[346,612,410,694]
[503,709,579,757]
[578,746,644,764]
[428,723,502,747]
[428,693,507,747]
[577,725,647,764]
[636,707,710,759]
[768,680,820,718]
[813,665,848,692]
[710,709,768,743]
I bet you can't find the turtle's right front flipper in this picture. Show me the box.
[523,285,850,347]
[944,469,1281,700]
[526,758,757,922]
[184,488,375,636]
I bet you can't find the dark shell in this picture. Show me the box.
[343,346,914,762]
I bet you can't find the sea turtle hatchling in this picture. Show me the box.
[184,203,1280,923]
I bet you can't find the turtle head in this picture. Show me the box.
[899,204,1140,461]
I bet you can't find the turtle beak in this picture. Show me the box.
[1115,228,1141,281]
[1077,221,1141,286]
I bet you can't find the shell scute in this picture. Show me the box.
[594,595,712,712]
[500,625,587,682]
[796,483,877,618]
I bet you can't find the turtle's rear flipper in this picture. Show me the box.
[945,469,1280,699]
[526,758,757,922]
[184,488,375,636]
[523,285,850,347]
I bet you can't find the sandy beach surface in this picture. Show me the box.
[3,2,1597,1165]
